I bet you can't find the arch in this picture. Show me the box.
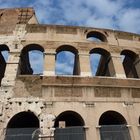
[0,45,10,86]
[54,111,86,140]
[21,44,44,53]
[20,44,44,75]
[7,111,39,128]
[56,45,78,54]
[90,48,111,76]
[90,48,110,57]
[99,110,127,125]
[121,49,139,78]
[5,111,39,139]
[0,44,9,52]
[54,111,85,128]
[99,111,131,140]
[86,31,107,42]
[55,45,80,75]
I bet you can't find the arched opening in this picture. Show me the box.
[55,45,80,75]
[0,45,9,85]
[54,111,84,127]
[20,44,44,75]
[121,50,139,78]
[54,111,86,140]
[90,48,111,76]
[5,111,39,140]
[99,111,127,125]
[99,111,131,140]
[86,31,107,43]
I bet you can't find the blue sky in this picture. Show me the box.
[0,0,140,75]
[0,0,140,34]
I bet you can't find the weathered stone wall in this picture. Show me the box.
[0,7,139,140]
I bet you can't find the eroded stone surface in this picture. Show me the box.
[0,7,140,140]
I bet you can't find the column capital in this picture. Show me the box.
[110,53,122,58]
[78,53,90,56]
[44,52,56,55]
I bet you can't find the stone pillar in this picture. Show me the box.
[96,127,101,140]
[40,113,55,140]
[1,51,20,86]
[130,125,140,140]
[79,53,91,76]
[43,50,56,76]
[125,105,139,140]
[108,53,126,78]
[134,56,140,78]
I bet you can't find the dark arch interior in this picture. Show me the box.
[20,44,44,75]
[54,111,84,127]
[0,44,9,52]
[0,45,9,86]
[121,50,138,78]
[90,48,111,76]
[7,111,39,128]
[99,111,127,125]
[87,31,107,42]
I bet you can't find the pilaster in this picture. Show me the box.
[43,50,56,76]
[109,53,126,78]
[79,53,91,76]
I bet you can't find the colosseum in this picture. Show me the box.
[0,7,139,140]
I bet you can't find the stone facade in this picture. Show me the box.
[0,7,140,140]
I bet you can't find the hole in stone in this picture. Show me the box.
[19,102,22,106]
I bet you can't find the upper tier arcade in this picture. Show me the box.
[0,7,140,140]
